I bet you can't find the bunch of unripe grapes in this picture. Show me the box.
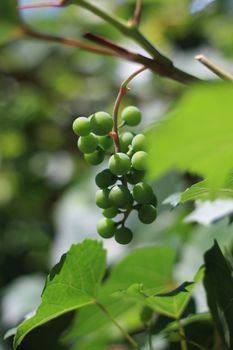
[72,106,157,244]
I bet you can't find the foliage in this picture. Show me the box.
[0,1,232,350]
[147,83,233,193]
[204,241,233,349]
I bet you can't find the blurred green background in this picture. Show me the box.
[0,0,233,349]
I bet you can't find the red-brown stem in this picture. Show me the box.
[131,0,142,26]
[22,27,115,56]
[84,32,131,56]
[111,66,147,154]
[111,86,128,153]
[18,1,63,9]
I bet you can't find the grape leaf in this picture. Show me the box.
[65,246,176,340]
[204,241,233,350]
[0,0,22,45]
[181,174,233,203]
[14,240,106,349]
[119,268,204,319]
[147,83,233,193]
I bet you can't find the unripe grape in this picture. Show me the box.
[95,188,110,209]
[103,207,119,218]
[121,106,141,126]
[126,169,145,185]
[132,134,146,152]
[115,226,133,244]
[97,218,115,238]
[84,150,105,165]
[78,133,98,154]
[98,135,114,151]
[72,117,90,136]
[109,153,131,175]
[95,169,117,189]
[90,111,113,135]
[119,132,134,153]
[109,185,133,208]
[131,151,148,171]
[138,204,157,224]
[133,182,153,204]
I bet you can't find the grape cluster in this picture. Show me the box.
[72,106,157,245]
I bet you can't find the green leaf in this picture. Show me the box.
[204,241,233,350]
[106,245,176,291]
[147,83,233,193]
[14,239,106,349]
[120,268,204,319]
[0,0,21,45]
[181,175,233,203]
[65,246,176,340]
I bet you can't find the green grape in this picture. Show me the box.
[90,111,113,135]
[95,188,110,209]
[151,194,158,207]
[119,132,134,153]
[109,185,133,208]
[72,116,90,136]
[132,134,146,152]
[132,182,153,204]
[121,106,141,126]
[97,218,115,238]
[115,226,133,244]
[126,169,145,185]
[103,207,119,218]
[98,135,114,151]
[78,133,98,154]
[138,204,157,224]
[84,149,105,165]
[95,169,117,188]
[131,151,148,171]
[109,153,131,175]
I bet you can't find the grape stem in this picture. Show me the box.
[195,54,233,82]
[111,66,147,153]
[18,0,201,84]
[130,0,143,27]
[95,301,141,349]
[177,318,188,350]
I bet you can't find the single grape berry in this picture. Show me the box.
[95,169,117,188]
[115,226,133,244]
[95,188,110,209]
[109,185,133,208]
[78,133,98,154]
[103,207,119,218]
[131,151,148,171]
[90,111,113,135]
[126,169,145,185]
[97,218,115,238]
[121,106,141,126]
[98,135,114,151]
[72,116,90,136]
[84,150,105,165]
[138,204,157,224]
[132,134,146,152]
[119,132,134,153]
[109,153,131,175]
[133,182,153,204]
